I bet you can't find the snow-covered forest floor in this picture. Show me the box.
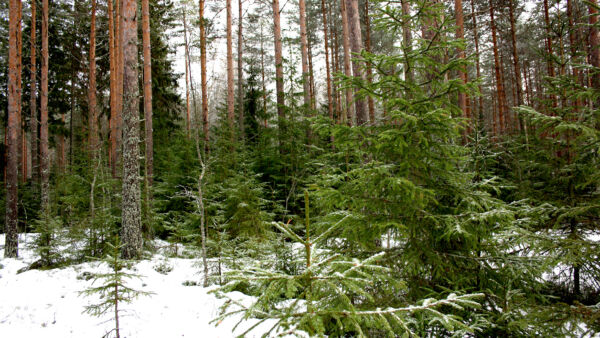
[0,234,274,337]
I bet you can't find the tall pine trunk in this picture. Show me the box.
[89,0,98,155]
[470,0,483,121]
[108,0,117,171]
[567,0,582,110]
[344,0,368,125]
[489,0,505,136]
[142,0,153,188]
[226,0,235,142]
[455,0,469,135]
[238,0,244,139]
[330,4,341,122]
[199,0,209,150]
[543,0,558,110]
[401,0,413,83]
[17,3,23,183]
[30,0,38,184]
[272,0,285,147]
[183,6,191,137]
[340,0,354,125]
[121,0,142,259]
[364,0,375,124]
[589,0,600,90]
[299,0,311,108]
[41,0,49,211]
[113,0,124,178]
[5,0,22,258]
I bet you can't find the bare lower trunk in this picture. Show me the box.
[340,0,354,125]
[489,0,505,136]
[226,0,235,142]
[364,0,375,124]
[455,0,469,136]
[470,0,483,121]
[17,2,23,183]
[142,0,153,189]
[30,0,38,184]
[108,0,117,171]
[41,0,49,211]
[299,0,311,108]
[590,0,600,89]
[344,0,367,125]
[199,0,209,150]
[121,0,142,259]
[237,0,244,139]
[5,0,21,258]
[272,0,285,147]
[183,7,191,137]
[89,0,98,155]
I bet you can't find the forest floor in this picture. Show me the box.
[0,234,275,337]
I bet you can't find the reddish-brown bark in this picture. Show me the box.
[589,0,600,89]
[108,0,116,170]
[455,0,469,135]
[89,0,98,155]
[364,0,375,124]
[183,6,191,137]
[226,0,235,141]
[142,0,153,187]
[40,0,49,209]
[489,0,506,135]
[238,0,244,138]
[30,0,38,184]
[340,0,353,125]
[5,0,21,257]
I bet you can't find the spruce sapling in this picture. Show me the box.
[80,236,153,338]
[212,191,484,337]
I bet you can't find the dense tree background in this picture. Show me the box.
[1,0,599,336]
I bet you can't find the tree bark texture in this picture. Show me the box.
[30,0,38,184]
[364,0,375,124]
[89,0,98,155]
[238,0,244,139]
[455,0,469,132]
[142,0,153,187]
[344,0,368,125]
[340,0,354,125]
[489,0,506,135]
[5,0,21,258]
[199,0,209,150]
[121,0,142,259]
[226,0,235,142]
[108,0,117,171]
[299,0,311,109]
[41,0,49,211]
[272,0,285,144]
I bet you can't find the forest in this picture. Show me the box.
[1,0,599,336]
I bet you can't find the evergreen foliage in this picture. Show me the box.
[80,237,153,338]
[213,191,485,337]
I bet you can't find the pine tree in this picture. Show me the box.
[5,0,21,258]
[121,0,142,259]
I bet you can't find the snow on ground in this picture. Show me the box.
[0,234,277,337]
